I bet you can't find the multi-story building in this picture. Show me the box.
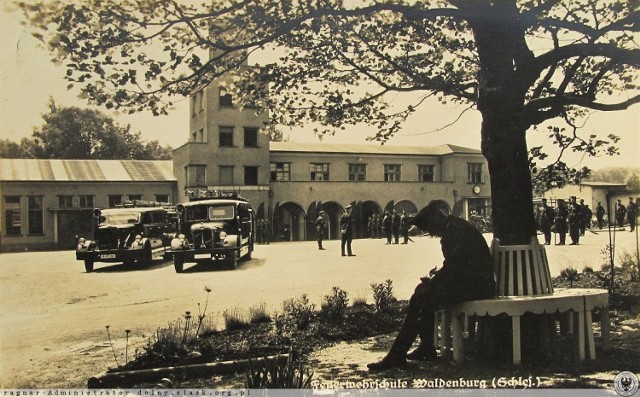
[173,72,492,242]
[0,159,176,251]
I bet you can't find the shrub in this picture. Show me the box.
[618,249,639,282]
[249,302,272,324]
[371,279,395,312]
[223,307,251,331]
[583,266,594,273]
[245,351,313,389]
[321,287,349,322]
[282,294,316,330]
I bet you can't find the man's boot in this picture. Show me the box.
[406,344,438,361]
[367,354,406,371]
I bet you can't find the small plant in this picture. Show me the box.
[249,302,272,324]
[245,351,313,389]
[223,306,251,331]
[282,294,316,330]
[352,295,368,307]
[272,313,290,345]
[195,286,213,338]
[560,267,579,288]
[321,286,349,322]
[371,279,395,312]
[583,266,594,273]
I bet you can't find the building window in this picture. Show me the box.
[245,166,259,186]
[348,164,366,181]
[219,166,234,185]
[198,91,205,112]
[310,163,330,181]
[468,163,484,183]
[186,165,206,187]
[58,195,74,208]
[270,162,291,181]
[28,196,44,235]
[384,164,402,181]
[79,195,94,208]
[191,95,197,116]
[244,127,258,148]
[108,195,123,208]
[155,194,169,203]
[219,126,234,147]
[192,128,205,143]
[219,88,233,107]
[4,196,21,236]
[418,165,435,182]
[128,194,142,201]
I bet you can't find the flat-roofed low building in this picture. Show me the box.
[0,159,177,252]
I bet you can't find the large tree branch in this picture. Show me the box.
[526,93,640,116]
[534,43,640,74]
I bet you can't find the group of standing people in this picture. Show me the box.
[368,209,412,245]
[537,197,592,246]
[537,196,638,246]
[614,197,638,232]
[314,205,356,256]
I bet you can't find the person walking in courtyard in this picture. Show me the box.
[595,202,605,229]
[616,199,627,229]
[627,197,637,232]
[367,202,495,371]
[554,199,568,245]
[568,197,582,245]
[538,198,554,245]
[392,209,401,244]
[315,210,327,250]
[340,205,355,256]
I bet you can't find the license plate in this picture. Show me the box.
[100,254,116,259]
[194,253,210,260]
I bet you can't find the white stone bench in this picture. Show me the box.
[434,237,609,364]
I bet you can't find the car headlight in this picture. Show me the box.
[219,231,227,240]
[78,237,86,248]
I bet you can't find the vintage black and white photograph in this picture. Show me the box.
[1,0,639,392]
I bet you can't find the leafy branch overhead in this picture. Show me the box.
[18,0,640,244]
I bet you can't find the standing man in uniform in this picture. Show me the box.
[554,199,568,245]
[367,202,495,370]
[595,202,606,229]
[340,205,355,257]
[315,210,327,250]
[538,198,554,245]
[627,197,637,232]
[400,210,410,244]
[383,210,392,244]
[392,209,401,244]
[615,199,627,228]
[568,197,582,245]
[581,204,593,235]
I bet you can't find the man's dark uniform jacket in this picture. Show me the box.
[429,215,495,305]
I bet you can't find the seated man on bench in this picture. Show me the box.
[368,202,496,370]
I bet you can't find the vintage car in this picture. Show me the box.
[76,201,177,272]
[170,191,255,272]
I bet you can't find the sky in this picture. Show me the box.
[0,2,638,172]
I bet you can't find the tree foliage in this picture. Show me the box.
[18,0,640,243]
[10,99,172,160]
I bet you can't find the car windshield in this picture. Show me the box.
[209,205,234,220]
[184,204,235,221]
[102,212,140,225]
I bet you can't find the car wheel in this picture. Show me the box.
[84,260,94,273]
[174,256,184,273]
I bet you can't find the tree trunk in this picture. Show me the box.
[468,0,538,245]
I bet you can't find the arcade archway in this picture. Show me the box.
[274,201,306,241]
